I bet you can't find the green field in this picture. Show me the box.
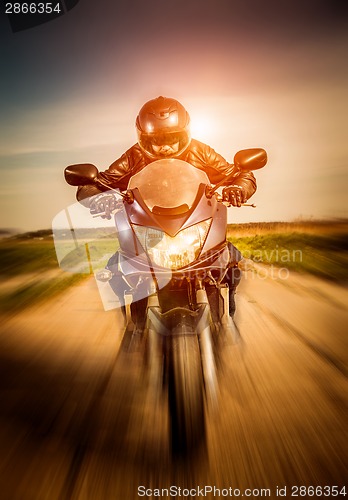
[0,231,92,313]
[0,220,347,314]
[1,228,122,312]
[227,220,348,283]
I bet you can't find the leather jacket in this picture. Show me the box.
[77,139,256,203]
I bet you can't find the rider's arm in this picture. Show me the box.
[76,145,143,205]
[189,139,257,200]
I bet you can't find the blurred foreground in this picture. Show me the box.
[0,265,347,499]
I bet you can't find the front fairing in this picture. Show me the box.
[116,159,227,273]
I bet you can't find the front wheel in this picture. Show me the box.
[168,334,205,456]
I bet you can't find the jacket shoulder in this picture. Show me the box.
[114,143,142,165]
[125,143,143,157]
[189,138,212,152]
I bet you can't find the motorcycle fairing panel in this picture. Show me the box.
[53,159,236,310]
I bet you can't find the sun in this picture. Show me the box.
[190,113,218,141]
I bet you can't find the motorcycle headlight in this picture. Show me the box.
[132,219,212,270]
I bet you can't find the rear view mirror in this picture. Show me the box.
[233,148,267,171]
[65,163,98,186]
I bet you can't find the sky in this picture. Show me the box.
[0,0,347,231]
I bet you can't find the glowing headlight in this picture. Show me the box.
[133,219,212,269]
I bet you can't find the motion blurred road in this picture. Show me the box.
[0,267,347,499]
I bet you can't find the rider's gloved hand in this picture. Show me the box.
[222,185,247,207]
[90,193,117,219]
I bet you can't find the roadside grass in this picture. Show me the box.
[1,231,118,277]
[0,273,86,314]
[227,227,348,283]
[227,220,348,237]
[0,232,90,313]
[0,238,60,277]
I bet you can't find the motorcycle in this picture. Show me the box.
[58,148,267,456]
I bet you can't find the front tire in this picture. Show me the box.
[168,334,205,456]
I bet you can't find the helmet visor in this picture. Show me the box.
[138,130,190,158]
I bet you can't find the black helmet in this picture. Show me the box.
[136,96,191,159]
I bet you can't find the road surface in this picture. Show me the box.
[0,267,347,499]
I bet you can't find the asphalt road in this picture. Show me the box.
[0,268,347,499]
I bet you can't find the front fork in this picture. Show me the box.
[143,284,219,406]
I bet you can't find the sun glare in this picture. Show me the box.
[190,113,218,141]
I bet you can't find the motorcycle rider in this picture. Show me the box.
[77,96,257,316]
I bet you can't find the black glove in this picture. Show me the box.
[222,185,247,207]
[90,193,117,219]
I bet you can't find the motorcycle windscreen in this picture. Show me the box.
[128,159,210,212]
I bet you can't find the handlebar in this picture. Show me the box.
[92,192,256,218]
